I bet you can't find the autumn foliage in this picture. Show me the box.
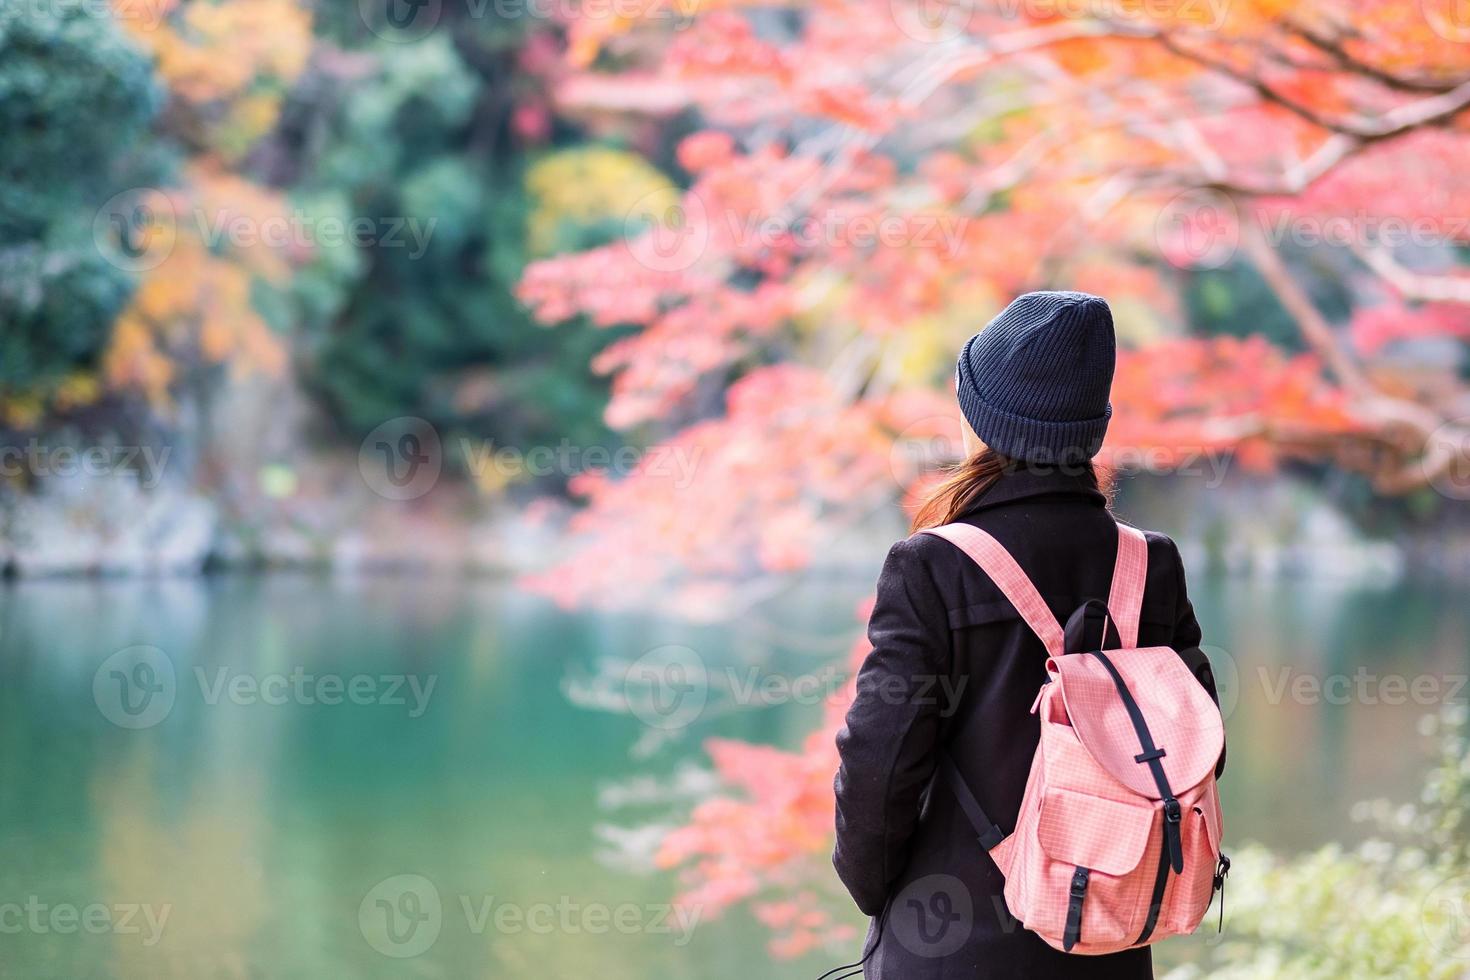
[516,0,1470,955]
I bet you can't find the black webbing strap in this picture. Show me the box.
[1062,599,1121,656]
[1063,866,1090,952]
[1087,650,1184,874]
[939,753,1005,850]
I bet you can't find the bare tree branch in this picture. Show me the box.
[1241,223,1369,392]
[1351,244,1470,304]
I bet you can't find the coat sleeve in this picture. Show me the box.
[832,535,952,917]
[1165,534,1203,652]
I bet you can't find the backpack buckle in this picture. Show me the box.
[1163,798,1181,823]
[1069,867,1089,899]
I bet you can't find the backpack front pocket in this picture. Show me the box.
[1028,787,1154,945]
[1161,787,1222,934]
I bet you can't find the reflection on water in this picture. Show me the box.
[0,571,1463,977]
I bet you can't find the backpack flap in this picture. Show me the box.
[1036,787,1154,876]
[1048,648,1225,799]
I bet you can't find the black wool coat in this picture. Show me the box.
[832,467,1206,979]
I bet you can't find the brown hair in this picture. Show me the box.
[909,447,1110,532]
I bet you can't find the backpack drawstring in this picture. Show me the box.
[1213,853,1231,933]
[816,897,890,980]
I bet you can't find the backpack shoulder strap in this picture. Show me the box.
[1108,523,1149,648]
[919,523,1064,658]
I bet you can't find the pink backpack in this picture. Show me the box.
[921,521,1228,954]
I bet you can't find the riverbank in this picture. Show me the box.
[1,463,1465,584]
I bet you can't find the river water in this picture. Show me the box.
[0,568,1463,978]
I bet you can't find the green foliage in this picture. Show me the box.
[0,2,161,238]
[288,32,618,470]
[1165,706,1470,979]
[0,247,134,391]
[0,2,162,398]
[1182,248,1353,352]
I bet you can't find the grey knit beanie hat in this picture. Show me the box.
[955,290,1115,465]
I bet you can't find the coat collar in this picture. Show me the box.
[959,463,1107,516]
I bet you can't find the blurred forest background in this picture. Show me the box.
[6,0,1470,579]
[4,0,1470,975]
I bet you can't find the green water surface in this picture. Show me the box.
[0,570,1463,978]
